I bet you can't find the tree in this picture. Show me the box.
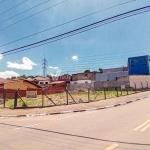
[98,68,103,73]
[84,69,91,73]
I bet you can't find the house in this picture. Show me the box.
[27,76,50,87]
[0,80,41,90]
[0,80,42,98]
[50,74,71,83]
[70,72,96,84]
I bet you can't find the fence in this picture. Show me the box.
[0,81,149,109]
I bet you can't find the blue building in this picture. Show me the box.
[128,55,150,75]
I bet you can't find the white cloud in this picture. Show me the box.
[49,66,58,69]
[7,57,37,70]
[0,71,19,79]
[72,55,78,61]
[0,54,3,60]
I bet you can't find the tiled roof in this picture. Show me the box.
[33,76,50,81]
[0,78,10,84]
[49,81,65,85]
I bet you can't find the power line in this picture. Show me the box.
[0,0,136,48]
[0,0,5,4]
[37,47,150,66]
[49,48,150,65]
[0,0,69,32]
[0,0,28,16]
[0,0,53,25]
[2,5,150,56]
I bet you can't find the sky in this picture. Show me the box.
[0,0,150,78]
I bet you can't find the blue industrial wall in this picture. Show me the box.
[128,55,150,75]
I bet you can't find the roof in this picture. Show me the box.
[49,81,65,85]
[33,76,50,81]
[24,80,42,88]
[26,77,33,81]
[0,78,11,84]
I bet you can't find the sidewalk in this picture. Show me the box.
[0,91,150,117]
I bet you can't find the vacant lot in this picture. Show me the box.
[0,90,136,109]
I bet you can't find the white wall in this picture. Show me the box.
[129,75,150,89]
[70,80,92,84]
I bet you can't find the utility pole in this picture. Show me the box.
[42,55,48,77]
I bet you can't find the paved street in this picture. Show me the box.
[0,97,150,150]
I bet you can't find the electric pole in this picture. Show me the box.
[42,55,48,77]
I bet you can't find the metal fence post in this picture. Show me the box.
[133,82,136,93]
[14,91,18,109]
[66,88,68,105]
[146,81,148,90]
[3,90,6,108]
[42,90,44,107]
[88,88,90,103]
[140,82,143,92]
[116,85,118,97]
[126,86,128,95]
[120,87,122,96]
[103,85,106,99]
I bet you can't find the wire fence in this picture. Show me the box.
[0,82,149,109]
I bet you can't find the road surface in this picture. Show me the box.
[0,97,150,150]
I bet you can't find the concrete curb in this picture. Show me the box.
[1,95,150,118]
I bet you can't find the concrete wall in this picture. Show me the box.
[70,80,92,84]
[67,79,130,91]
[67,83,94,91]
[72,72,96,81]
[129,75,150,89]
[96,71,128,82]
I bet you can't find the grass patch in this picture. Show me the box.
[0,90,136,109]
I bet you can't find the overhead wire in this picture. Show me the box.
[0,0,5,4]
[0,0,69,32]
[0,0,136,48]
[2,5,150,56]
[48,49,150,65]
[0,0,28,16]
[0,0,53,25]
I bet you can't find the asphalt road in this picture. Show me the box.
[0,97,150,150]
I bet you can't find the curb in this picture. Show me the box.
[1,95,150,118]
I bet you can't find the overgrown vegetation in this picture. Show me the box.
[0,90,135,109]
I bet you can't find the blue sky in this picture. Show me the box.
[0,0,150,78]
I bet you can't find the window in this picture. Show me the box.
[85,81,88,83]
[40,82,43,84]
[131,59,137,63]
[45,82,48,84]
[84,74,88,77]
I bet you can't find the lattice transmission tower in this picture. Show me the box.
[42,55,48,77]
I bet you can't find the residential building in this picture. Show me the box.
[70,72,96,84]
[27,76,50,87]
[50,74,71,83]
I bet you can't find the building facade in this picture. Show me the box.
[128,55,150,75]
